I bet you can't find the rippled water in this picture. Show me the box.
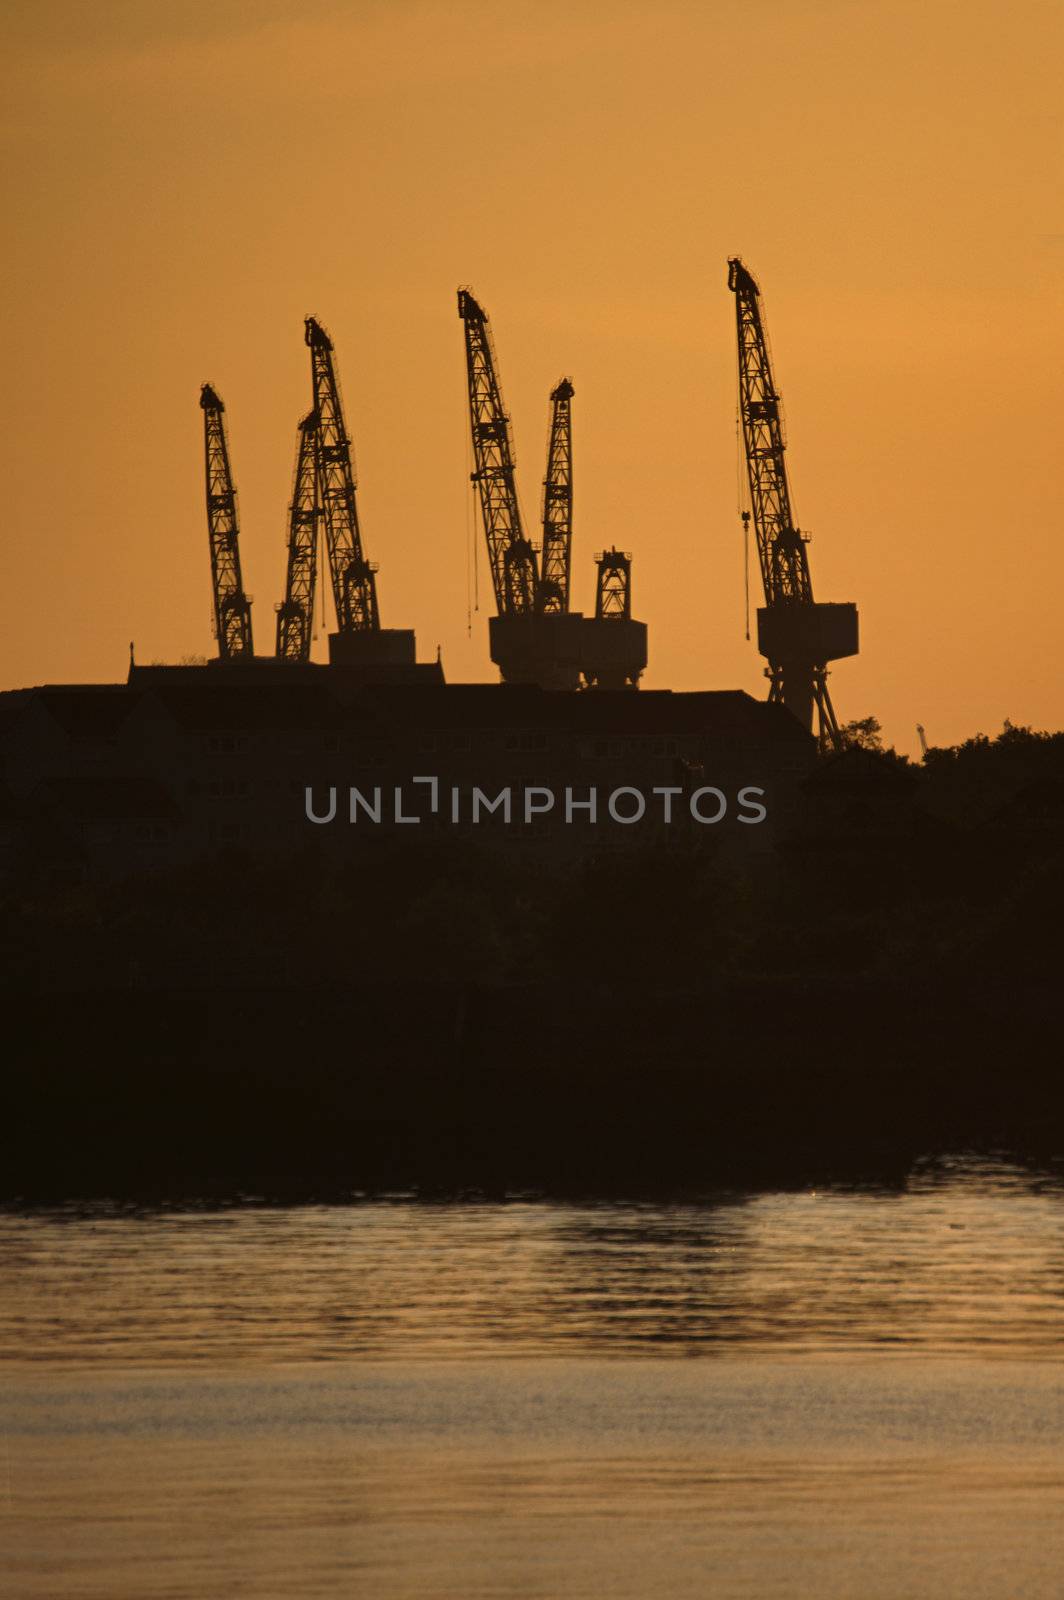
[3,1155,1064,1364]
[4,1157,1064,1597]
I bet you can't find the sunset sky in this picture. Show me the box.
[3,0,1060,753]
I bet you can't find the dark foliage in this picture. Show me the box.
[3,719,1062,1200]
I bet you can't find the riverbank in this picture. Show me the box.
[4,971,1059,1202]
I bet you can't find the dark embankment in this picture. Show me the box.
[2,970,1060,1203]
[3,726,1062,1201]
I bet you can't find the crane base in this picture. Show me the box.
[757,602,858,666]
[580,617,648,689]
[489,614,648,691]
[490,614,584,689]
[328,629,417,667]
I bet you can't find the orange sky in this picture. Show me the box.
[2,0,1060,754]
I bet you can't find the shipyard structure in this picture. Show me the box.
[0,669,812,880]
[0,268,859,880]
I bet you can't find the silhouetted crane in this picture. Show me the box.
[199,384,254,661]
[305,317,379,634]
[275,411,320,662]
[457,288,646,689]
[728,259,858,749]
[457,289,538,618]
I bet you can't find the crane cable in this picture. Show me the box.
[472,410,479,617]
[464,364,478,635]
[736,397,751,641]
[465,426,472,638]
[319,519,327,636]
[743,513,751,642]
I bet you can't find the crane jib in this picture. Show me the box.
[458,290,540,617]
[200,384,254,662]
[304,317,380,634]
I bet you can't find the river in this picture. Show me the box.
[3,1156,1063,1597]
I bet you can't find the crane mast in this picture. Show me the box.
[457,289,538,616]
[275,411,319,663]
[728,258,857,749]
[200,384,254,661]
[305,317,379,633]
[595,547,632,620]
[540,378,573,614]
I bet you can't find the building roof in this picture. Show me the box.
[27,686,134,739]
[128,659,444,693]
[361,683,812,743]
[5,673,813,748]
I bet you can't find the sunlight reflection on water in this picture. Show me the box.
[3,1154,1063,1365]
[4,1158,1064,1599]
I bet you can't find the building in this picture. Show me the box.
[0,662,816,881]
